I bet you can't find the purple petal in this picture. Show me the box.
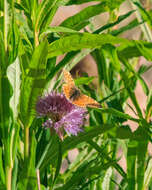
[54,108,87,136]
[42,119,53,128]
[36,91,87,139]
[36,92,75,117]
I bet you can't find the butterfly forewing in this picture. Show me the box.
[63,69,75,86]
[62,84,72,100]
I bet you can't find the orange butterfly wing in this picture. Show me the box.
[63,69,75,86]
[72,94,101,108]
[62,84,72,100]
[62,70,75,100]
[62,70,101,108]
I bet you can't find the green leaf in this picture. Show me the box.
[48,33,129,58]
[36,135,55,169]
[20,0,31,12]
[136,140,148,190]
[92,107,140,122]
[120,70,143,118]
[0,1,4,11]
[12,158,18,190]
[0,32,13,138]
[121,58,149,96]
[40,26,79,39]
[127,127,148,190]
[91,48,105,85]
[62,0,127,30]
[7,57,21,120]
[75,76,95,86]
[53,141,62,185]
[111,19,142,36]
[94,10,135,34]
[133,1,152,27]
[68,0,125,10]
[102,167,113,190]
[0,148,5,185]
[0,184,5,190]
[67,0,102,5]
[0,31,6,71]
[144,159,152,188]
[40,124,116,171]
[88,140,126,178]
[12,122,20,163]
[146,87,152,119]
[8,15,20,64]
[117,40,152,61]
[19,40,48,127]
[3,0,9,51]
[47,51,78,81]
[135,40,152,61]
[14,2,29,13]
[35,0,70,31]
[127,140,137,189]
[109,125,132,139]
[17,131,37,190]
[0,76,13,139]
[102,44,121,71]
[138,64,152,74]
[56,159,112,190]
[60,2,108,30]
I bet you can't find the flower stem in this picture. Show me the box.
[6,166,12,190]
[24,127,29,160]
[36,169,41,190]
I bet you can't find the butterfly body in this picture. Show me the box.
[62,70,101,108]
[69,87,81,101]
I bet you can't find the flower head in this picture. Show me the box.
[36,92,87,139]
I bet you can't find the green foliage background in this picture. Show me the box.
[0,0,152,189]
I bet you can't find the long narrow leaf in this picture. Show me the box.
[60,2,108,30]
[48,33,130,58]
[7,57,21,120]
[94,10,135,34]
[40,124,116,171]
[19,40,48,127]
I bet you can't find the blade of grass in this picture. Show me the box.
[92,107,141,123]
[111,19,143,36]
[36,135,55,169]
[40,124,116,171]
[52,140,62,186]
[87,140,126,179]
[94,10,135,34]
[60,2,108,30]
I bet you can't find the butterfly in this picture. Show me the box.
[62,69,101,108]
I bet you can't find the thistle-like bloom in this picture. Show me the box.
[36,92,86,140]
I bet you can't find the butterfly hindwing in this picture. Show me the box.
[72,94,101,108]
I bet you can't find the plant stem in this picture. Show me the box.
[36,169,41,190]
[6,166,12,190]
[24,127,29,160]
[34,29,39,47]
[4,0,8,52]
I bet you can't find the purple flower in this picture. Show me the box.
[36,92,87,140]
